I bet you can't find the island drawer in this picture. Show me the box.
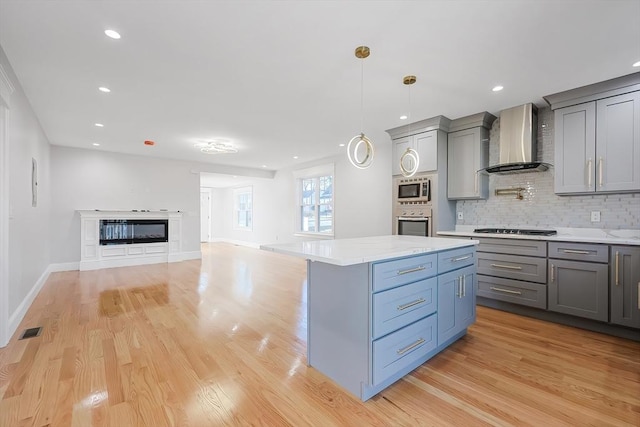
[372,254,437,292]
[477,252,547,284]
[372,314,437,385]
[477,238,547,257]
[477,275,547,309]
[372,277,437,339]
[438,246,476,274]
[548,242,608,263]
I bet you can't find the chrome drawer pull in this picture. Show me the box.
[587,158,592,187]
[615,251,620,286]
[397,298,426,311]
[452,255,471,262]
[462,275,466,297]
[397,265,426,275]
[562,249,591,255]
[396,338,425,355]
[598,157,603,188]
[490,286,522,295]
[551,264,555,282]
[490,263,522,270]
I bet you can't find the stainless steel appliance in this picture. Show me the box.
[395,206,432,237]
[395,175,431,203]
[473,228,557,236]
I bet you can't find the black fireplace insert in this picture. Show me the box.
[99,219,169,245]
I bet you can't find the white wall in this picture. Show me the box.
[50,146,202,264]
[206,142,393,246]
[1,45,52,343]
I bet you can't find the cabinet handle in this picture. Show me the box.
[562,249,591,255]
[397,298,426,311]
[462,275,466,297]
[598,157,604,188]
[396,338,425,355]
[456,277,461,297]
[551,264,555,282]
[474,171,478,194]
[615,251,620,286]
[452,255,471,262]
[638,283,640,309]
[397,265,425,276]
[587,158,592,188]
[490,263,523,270]
[490,286,522,295]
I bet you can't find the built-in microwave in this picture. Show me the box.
[395,175,431,203]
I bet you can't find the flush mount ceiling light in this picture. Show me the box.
[104,29,121,39]
[347,46,374,169]
[194,139,238,154]
[400,75,420,178]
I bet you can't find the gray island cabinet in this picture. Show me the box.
[262,235,478,401]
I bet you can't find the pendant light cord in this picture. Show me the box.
[360,56,364,134]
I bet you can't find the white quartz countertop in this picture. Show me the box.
[261,235,478,266]
[437,227,640,246]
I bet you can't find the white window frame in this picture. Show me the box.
[232,186,253,231]
[293,163,334,238]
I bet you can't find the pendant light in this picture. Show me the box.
[400,75,419,177]
[347,46,374,169]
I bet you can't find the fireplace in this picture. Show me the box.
[99,219,169,245]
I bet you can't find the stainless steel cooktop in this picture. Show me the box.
[473,228,557,236]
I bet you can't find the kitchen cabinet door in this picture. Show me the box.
[548,259,608,321]
[596,91,640,192]
[437,265,475,345]
[392,130,438,175]
[447,127,489,199]
[611,246,640,329]
[554,102,596,194]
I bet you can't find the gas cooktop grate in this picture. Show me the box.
[473,228,557,236]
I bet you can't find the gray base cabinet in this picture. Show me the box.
[611,246,640,328]
[548,259,608,321]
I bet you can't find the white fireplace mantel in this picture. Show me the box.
[78,210,184,271]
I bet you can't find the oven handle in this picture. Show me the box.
[397,217,430,221]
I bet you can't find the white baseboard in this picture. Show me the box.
[210,238,261,249]
[8,265,51,342]
[181,251,202,260]
[49,262,79,272]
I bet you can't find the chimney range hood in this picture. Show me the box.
[482,103,551,174]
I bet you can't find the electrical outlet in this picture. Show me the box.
[590,211,601,222]
[457,212,464,220]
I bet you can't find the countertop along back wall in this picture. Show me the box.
[456,106,639,229]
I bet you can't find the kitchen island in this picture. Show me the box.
[261,235,478,401]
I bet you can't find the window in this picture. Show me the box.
[233,186,252,230]
[295,164,334,235]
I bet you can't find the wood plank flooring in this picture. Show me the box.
[1,242,639,426]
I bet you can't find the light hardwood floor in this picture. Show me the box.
[1,243,639,426]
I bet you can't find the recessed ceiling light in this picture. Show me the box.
[339,143,345,147]
[98,87,111,93]
[261,164,267,168]
[92,143,100,147]
[633,61,640,67]
[293,156,299,159]
[492,85,504,92]
[400,115,408,120]
[95,123,104,127]
[104,29,121,39]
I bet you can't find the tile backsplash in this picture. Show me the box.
[457,107,639,229]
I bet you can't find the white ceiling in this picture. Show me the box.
[1,0,639,174]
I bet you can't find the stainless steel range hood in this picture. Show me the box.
[483,103,550,174]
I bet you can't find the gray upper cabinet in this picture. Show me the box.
[447,127,489,199]
[547,73,640,195]
[554,102,596,194]
[596,92,640,192]
[392,131,438,175]
[447,112,495,200]
[610,246,640,329]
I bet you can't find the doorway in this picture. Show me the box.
[200,188,212,242]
